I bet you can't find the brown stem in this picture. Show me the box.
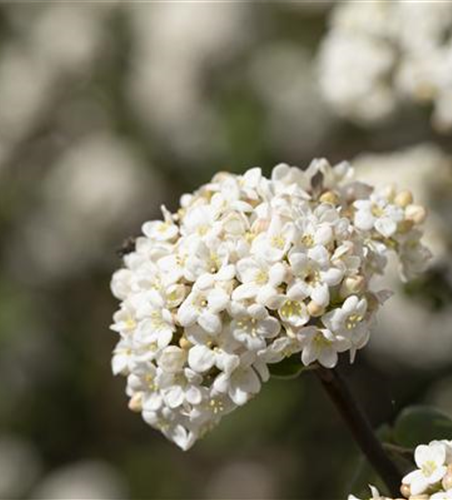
[315,366,402,497]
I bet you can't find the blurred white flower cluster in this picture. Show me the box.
[349,440,452,500]
[354,144,452,370]
[0,3,113,162]
[319,1,452,131]
[127,2,251,163]
[110,161,430,450]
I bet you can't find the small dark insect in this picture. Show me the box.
[116,236,136,257]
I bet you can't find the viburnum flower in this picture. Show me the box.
[349,440,452,500]
[110,159,431,449]
[402,441,452,496]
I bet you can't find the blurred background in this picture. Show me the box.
[1,2,452,499]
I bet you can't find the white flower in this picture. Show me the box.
[231,304,280,351]
[354,195,404,237]
[402,442,448,495]
[112,337,135,375]
[287,245,344,307]
[213,354,262,406]
[299,326,350,369]
[178,281,229,335]
[278,299,310,328]
[182,204,219,238]
[322,295,369,361]
[126,361,163,411]
[187,342,239,376]
[258,336,303,364]
[132,292,176,348]
[184,237,231,281]
[157,346,187,374]
[111,269,133,300]
[233,257,286,307]
[142,206,179,241]
[159,368,204,409]
[251,215,296,263]
[292,203,337,250]
[110,306,137,336]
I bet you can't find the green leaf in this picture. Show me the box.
[268,355,308,379]
[394,405,452,448]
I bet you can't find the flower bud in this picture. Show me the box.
[307,300,325,317]
[340,275,365,297]
[400,483,410,498]
[179,337,192,350]
[395,189,413,208]
[405,204,427,224]
[128,393,143,413]
[442,470,452,490]
[319,190,339,205]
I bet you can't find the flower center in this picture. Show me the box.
[421,460,437,477]
[197,225,209,236]
[150,311,166,330]
[314,332,331,347]
[176,254,186,267]
[305,268,320,285]
[148,342,158,352]
[301,234,314,247]
[371,204,384,217]
[209,252,221,273]
[158,222,171,234]
[145,373,158,391]
[237,317,259,337]
[346,314,363,330]
[271,235,286,250]
[280,300,303,319]
[125,317,136,331]
[255,270,268,285]
[245,231,256,243]
[208,398,225,414]
[193,295,208,311]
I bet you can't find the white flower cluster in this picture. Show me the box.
[349,440,452,500]
[110,160,430,450]
[319,1,452,131]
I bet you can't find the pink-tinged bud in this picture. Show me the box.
[128,393,143,413]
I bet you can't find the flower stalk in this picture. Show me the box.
[315,365,402,497]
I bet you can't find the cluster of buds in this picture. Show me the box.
[350,440,452,500]
[110,160,430,449]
